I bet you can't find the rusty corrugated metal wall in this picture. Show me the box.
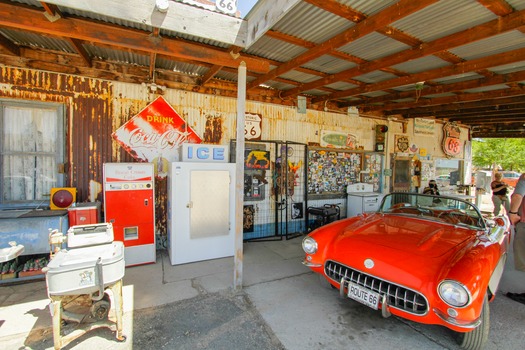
[0,66,113,204]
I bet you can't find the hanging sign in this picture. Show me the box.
[320,131,357,149]
[112,96,202,164]
[442,122,462,157]
[414,118,435,135]
[181,143,229,163]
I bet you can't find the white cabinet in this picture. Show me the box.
[167,162,236,265]
[347,194,381,218]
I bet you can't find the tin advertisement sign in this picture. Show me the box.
[245,112,262,141]
[112,96,202,163]
[442,122,462,157]
[320,130,357,149]
[414,118,435,135]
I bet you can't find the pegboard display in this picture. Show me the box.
[308,149,362,194]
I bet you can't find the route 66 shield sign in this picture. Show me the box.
[442,122,462,157]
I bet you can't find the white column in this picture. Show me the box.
[234,61,246,290]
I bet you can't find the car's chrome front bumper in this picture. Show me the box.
[302,259,322,268]
[433,308,482,329]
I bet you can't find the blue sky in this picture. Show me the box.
[236,0,259,18]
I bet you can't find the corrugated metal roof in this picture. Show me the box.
[0,28,74,53]
[506,0,525,10]
[244,36,308,62]
[353,70,398,84]
[420,92,457,98]
[279,70,321,84]
[302,55,356,75]
[339,32,411,61]
[170,62,208,76]
[301,89,330,96]
[489,61,525,74]
[85,45,150,66]
[391,55,450,74]
[272,2,354,44]
[265,80,300,91]
[432,72,485,84]
[463,84,511,93]
[450,30,525,60]
[324,81,359,91]
[359,90,391,98]
[2,0,525,138]
[338,0,399,17]
[392,0,497,42]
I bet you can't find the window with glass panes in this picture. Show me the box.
[0,100,65,209]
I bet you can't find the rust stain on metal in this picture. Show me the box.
[203,114,223,144]
[155,176,168,237]
[0,66,113,205]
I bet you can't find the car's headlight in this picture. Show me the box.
[302,236,318,254]
[438,280,470,307]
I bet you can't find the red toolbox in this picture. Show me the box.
[68,202,101,226]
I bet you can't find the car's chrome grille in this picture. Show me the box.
[325,260,428,315]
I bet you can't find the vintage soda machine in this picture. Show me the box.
[167,144,235,265]
[103,163,156,266]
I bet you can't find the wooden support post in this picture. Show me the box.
[234,61,246,291]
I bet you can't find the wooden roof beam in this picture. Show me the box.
[0,2,269,73]
[40,2,62,22]
[477,0,515,16]
[303,0,366,22]
[200,46,243,86]
[66,38,92,67]
[375,91,525,115]
[40,0,248,47]
[0,33,20,56]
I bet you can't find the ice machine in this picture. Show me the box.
[167,161,235,265]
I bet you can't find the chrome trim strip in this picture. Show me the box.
[433,308,482,329]
[381,293,391,318]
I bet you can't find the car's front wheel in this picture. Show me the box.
[456,294,489,350]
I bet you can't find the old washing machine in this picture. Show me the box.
[44,223,126,349]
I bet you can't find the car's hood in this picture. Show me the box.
[324,214,479,289]
[332,214,476,259]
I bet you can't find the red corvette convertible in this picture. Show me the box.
[302,192,510,350]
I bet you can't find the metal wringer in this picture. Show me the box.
[43,223,126,349]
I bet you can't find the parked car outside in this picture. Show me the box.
[435,174,450,186]
[498,171,521,188]
[302,192,510,350]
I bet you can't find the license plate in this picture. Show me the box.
[347,282,380,310]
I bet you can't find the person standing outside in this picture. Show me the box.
[491,172,510,216]
[507,173,525,304]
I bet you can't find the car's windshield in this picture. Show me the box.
[379,193,485,229]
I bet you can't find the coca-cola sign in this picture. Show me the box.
[112,96,202,163]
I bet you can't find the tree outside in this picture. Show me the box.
[472,138,525,172]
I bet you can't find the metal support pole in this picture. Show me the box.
[234,61,246,291]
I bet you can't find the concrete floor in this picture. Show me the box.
[1,218,525,349]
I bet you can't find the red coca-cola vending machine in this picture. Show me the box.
[103,162,156,266]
